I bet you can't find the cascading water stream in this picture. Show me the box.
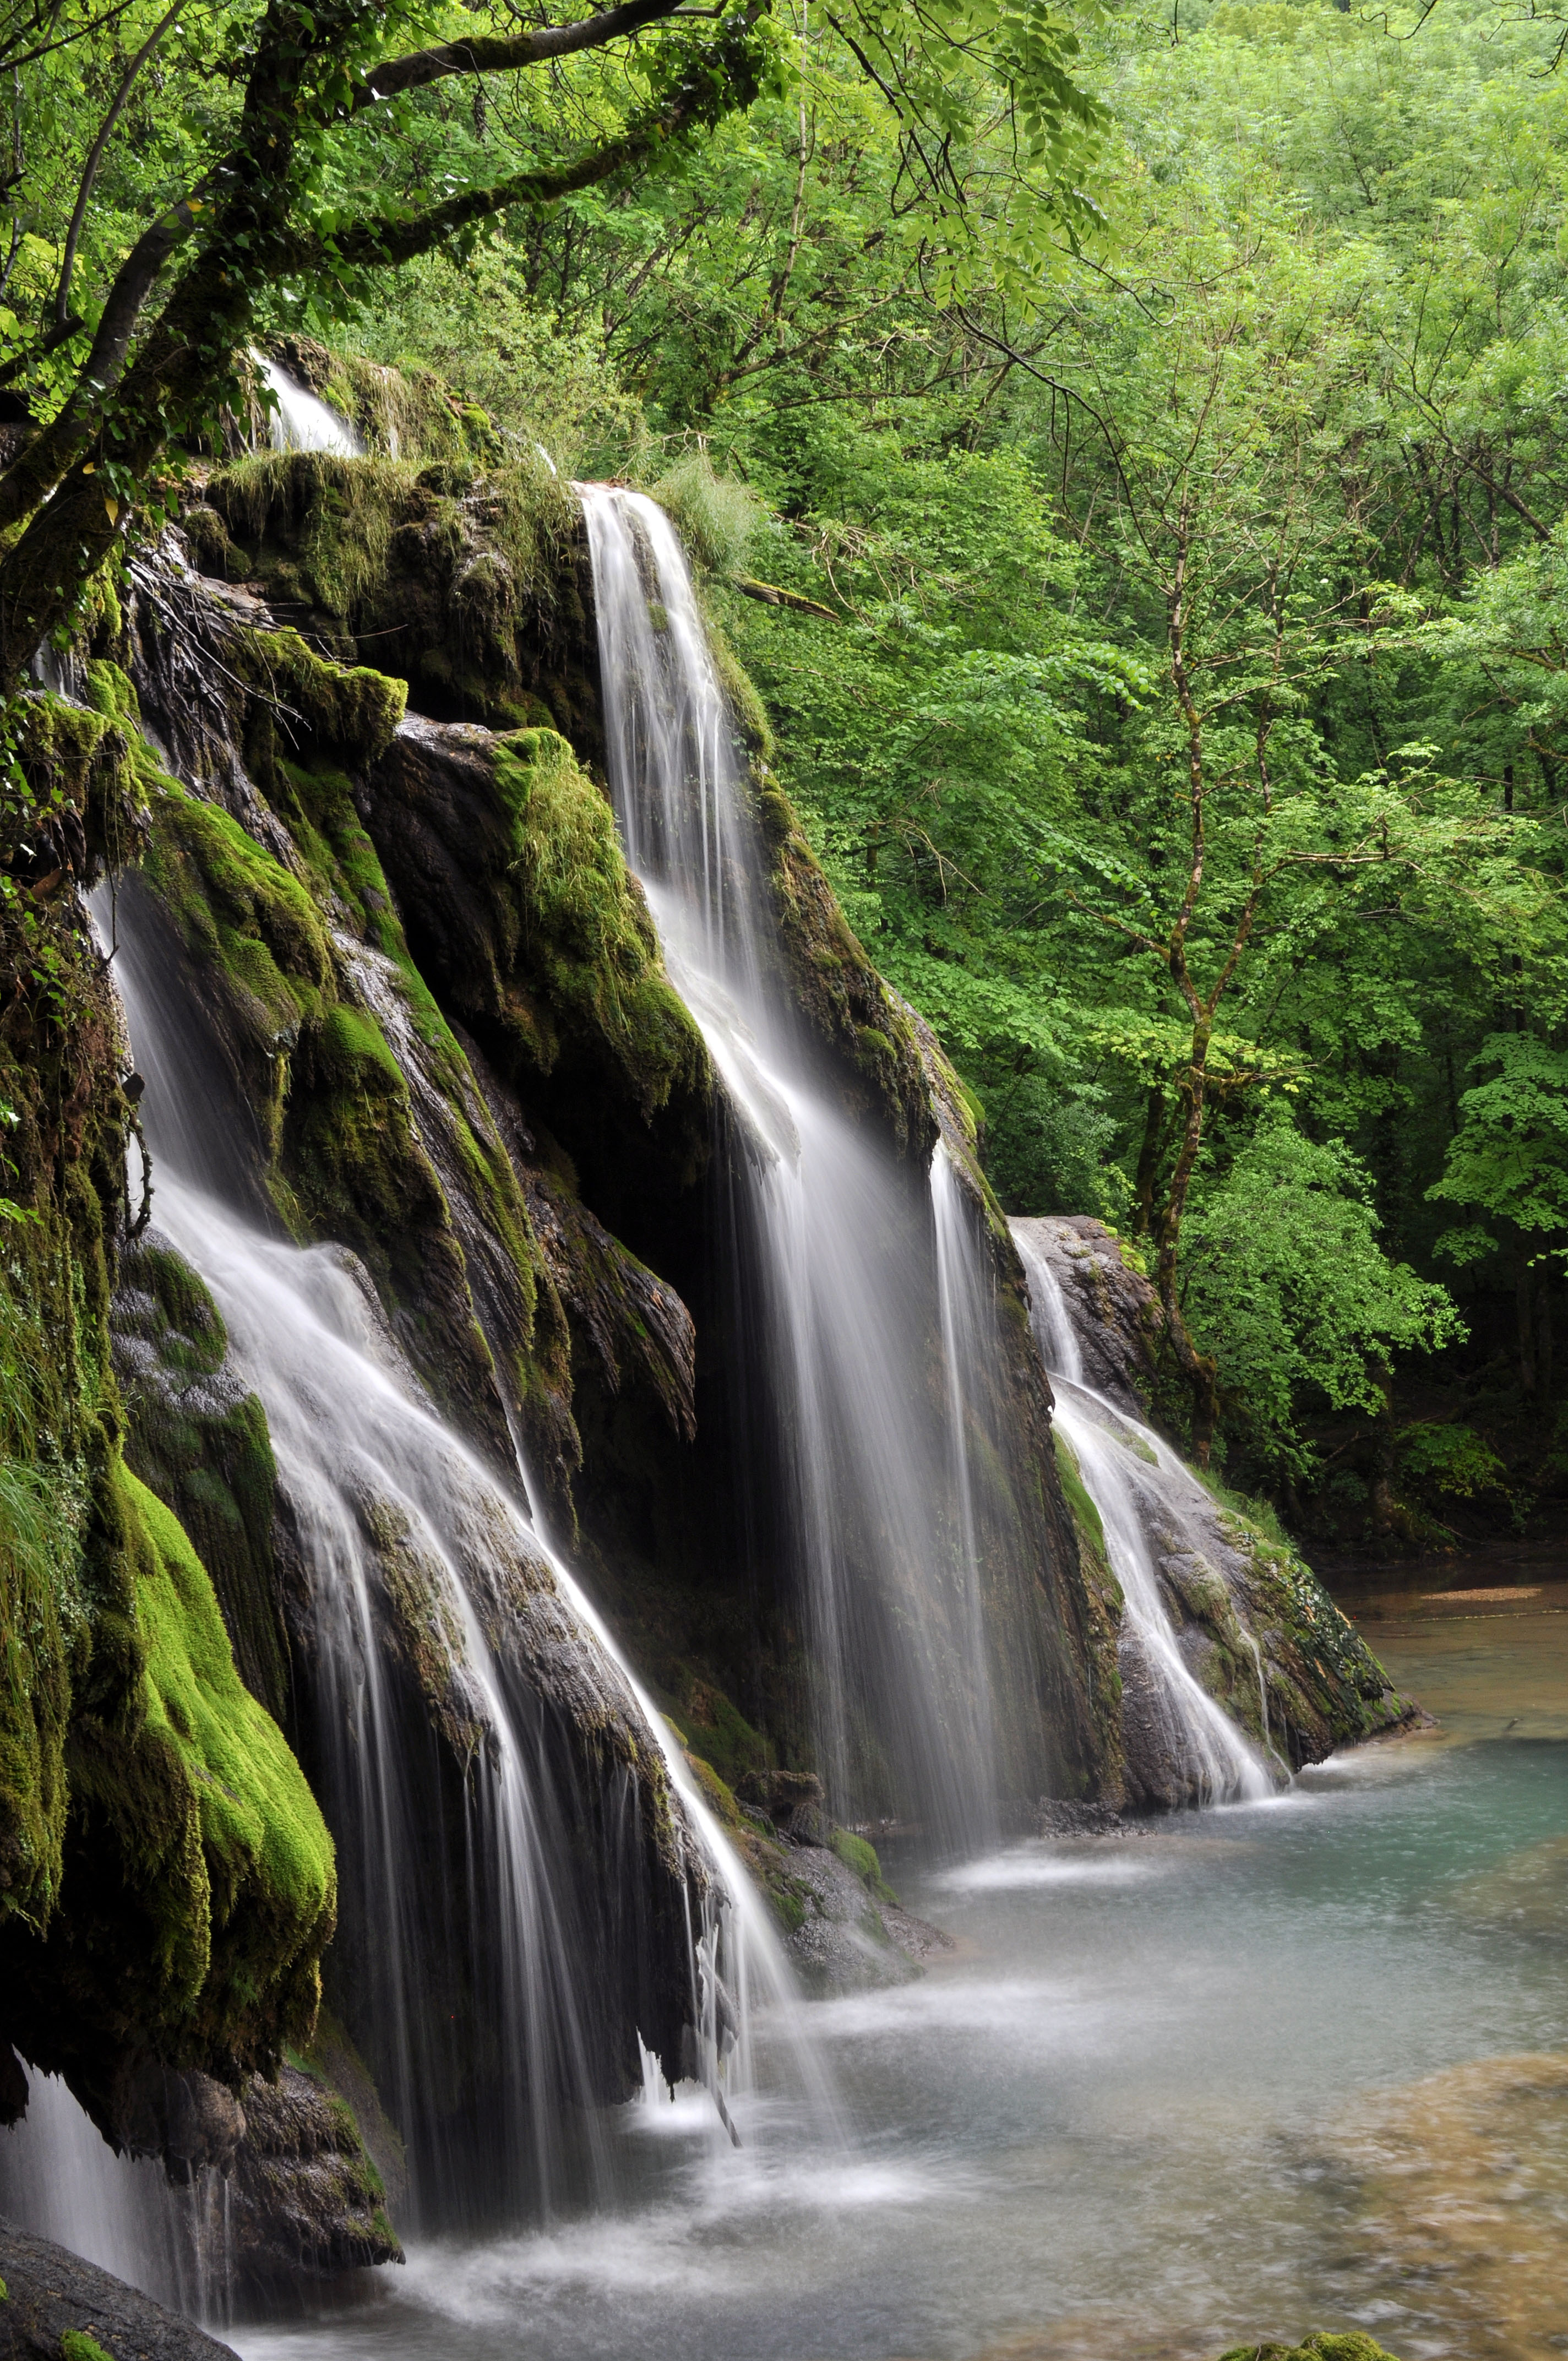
[94,870,826,2196]
[0,852,844,2311]
[1009,1222,1276,1805]
[929,1141,999,1811]
[579,484,999,1845]
[253,354,364,456]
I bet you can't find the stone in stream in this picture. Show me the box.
[1217,2342,1402,2360]
[0,2214,239,2360]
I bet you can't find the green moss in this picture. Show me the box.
[12,686,146,875]
[147,781,333,1045]
[273,754,461,1061]
[0,1174,97,1936]
[120,1468,335,2042]
[214,453,417,618]
[61,2333,113,2361]
[1217,2339,1403,2361]
[260,335,502,468]
[0,1455,84,1930]
[701,612,774,759]
[117,1239,290,1718]
[492,728,709,1114]
[682,1747,744,1831]
[237,627,407,761]
[282,997,422,1256]
[319,1004,404,1094]
[768,1883,807,1936]
[829,1824,899,1906]
[1218,1507,1400,1729]
[1054,1428,1107,1558]
[666,1666,770,1791]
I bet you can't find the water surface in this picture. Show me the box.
[235,1581,1568,2361]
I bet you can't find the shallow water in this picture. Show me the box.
[227,1581,1568,2361]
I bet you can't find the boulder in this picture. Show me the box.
[0,2216,238,2361]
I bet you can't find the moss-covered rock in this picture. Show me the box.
[227,2060,404,2288]
[0,2217,241,2360]
[198,445,589,738]
[255,333,502,470]
[355,712,714,1314]
[1217,2340,1403,2361]
[493,727,709,1117]
[74,1466,333,2069]
[755,765,933,1152]
[0,693,337,2165]
[113,1232,290,1718]
[1016,1212,1411,1791]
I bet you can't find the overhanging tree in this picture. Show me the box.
[0,0,1104,690]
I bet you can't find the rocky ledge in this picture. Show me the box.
[0,2217,238,2361]
[718,1769,955,1993]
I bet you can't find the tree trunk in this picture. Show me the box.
[1132,1081,1166,1238]
[1153,1053,1219,1465]
[1368,1369,1397,1538]
[1517,1248,1537,1397]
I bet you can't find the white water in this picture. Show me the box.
[106,872,827,2201]
[255,355,364,456]
[0,843,843,2305]
[579,484,998,1844]
[0,2071,230,2321]
[1010,1221,1273,1804]
[929,1141,999,1821]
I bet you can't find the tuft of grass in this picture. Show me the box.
[649,454,761,578]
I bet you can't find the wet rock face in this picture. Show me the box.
[723,1774,955,1993]
[0,2215,239,2360]
[105,2056,399,2287]
[118,2065,248,2181]
[1011,1215,1161,1416]
[775,1843,951,1994]
[355,715,714,1266]
[226,2066,401,2289]
[1015,1218,1411,1798]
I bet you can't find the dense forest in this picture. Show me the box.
[7,0,1565,1555]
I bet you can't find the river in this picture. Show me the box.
[228,1573,1567,2361]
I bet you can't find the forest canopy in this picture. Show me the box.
[6,0,1568,1544]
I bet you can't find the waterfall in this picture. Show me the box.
[0,2072,225,2321]
[579,485,1000,1845]
[69,872,830,2248]
[254,355,363,456]
[1010,1222,1275,1805]
[929,1141,998,1824]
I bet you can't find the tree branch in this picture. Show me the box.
[319,14,762,273]
[361,0,689,106]
[54,0,185,328]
